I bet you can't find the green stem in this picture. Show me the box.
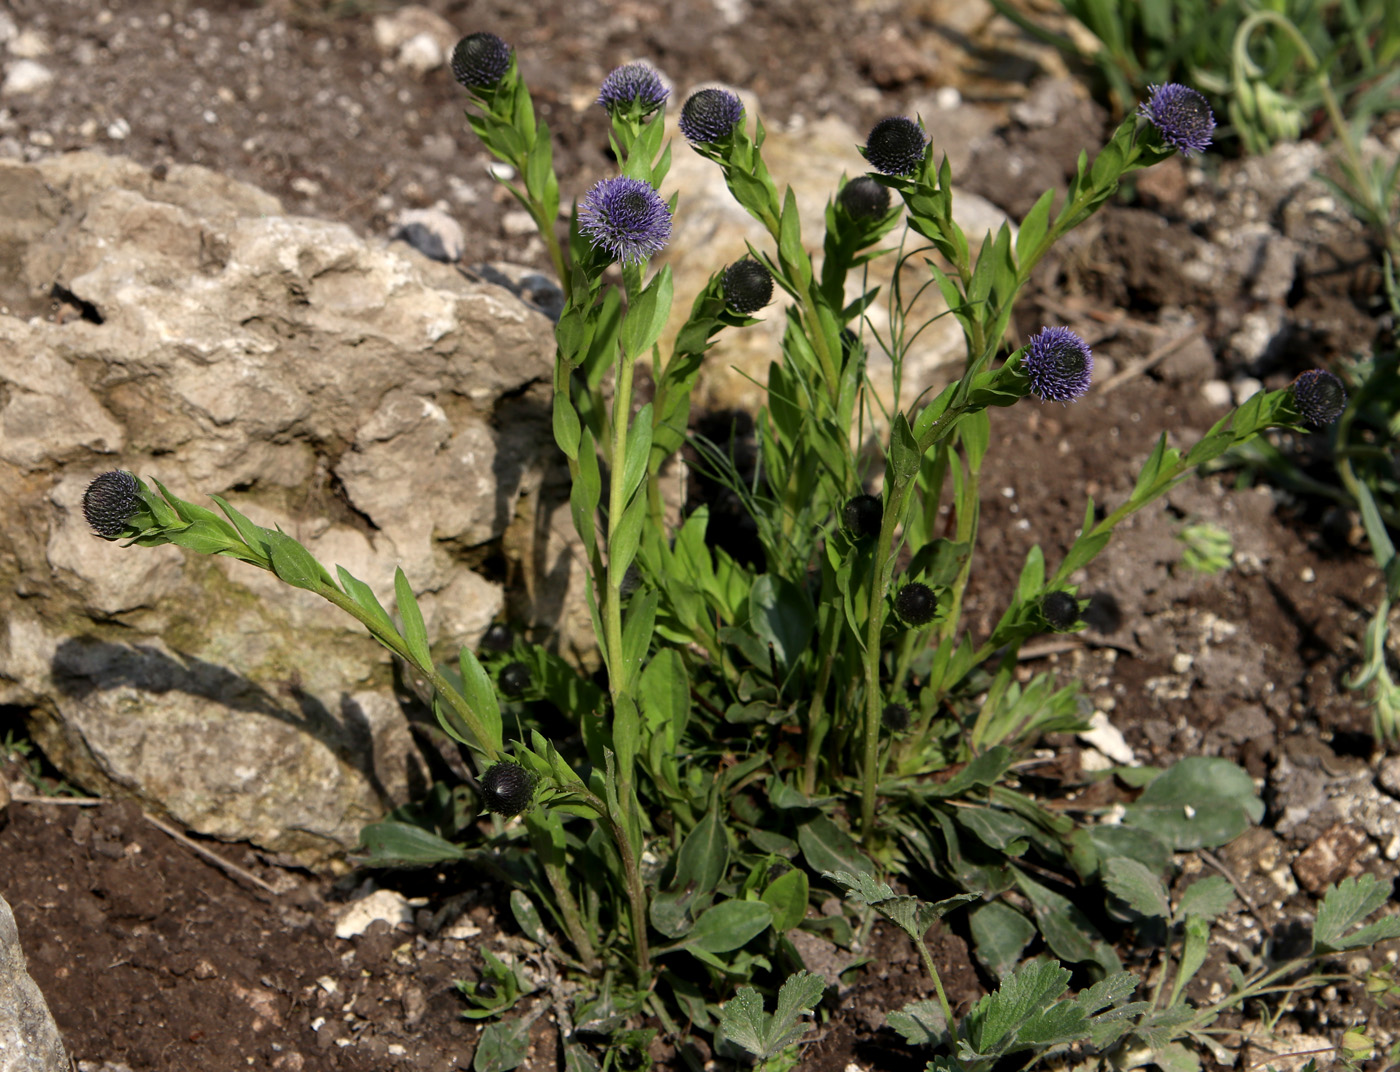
[318,585,501,763]
[570,783,652,977]
[913,934,958,1047]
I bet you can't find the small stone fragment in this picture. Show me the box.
[1290,822,1367,895]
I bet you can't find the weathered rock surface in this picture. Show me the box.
[0,152,557,865]
[0,892,69,1072]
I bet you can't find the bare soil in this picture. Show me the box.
[2,1,1397,1071]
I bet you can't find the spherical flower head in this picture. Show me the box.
[839,176,891,219]
[480,761,536,816]
[1023,326,1093,403]
[1041,591,1080,632]
[451,33,513,89]
[1291,370,1347,428]
[83,470,140,537]
[578,177,672,265]
[499,661,531,697]
[843,494,883,539]
[864,117,928,177]
[598,62,668,115]
[722,259,773,314]
[882,703,910,733]
[1139,84,1215,157]
[895,582,937,626]
[679,88,744,144]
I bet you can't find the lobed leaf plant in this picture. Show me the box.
[81,29,1354,1070]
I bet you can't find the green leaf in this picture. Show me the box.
[510,890,546,946]
[685,899,774,953]
[1314,873,1400,953]
[620,266,674,358]
[748,574,816,673]
[674,808,729,896]
[887,999,946,1046]
[1015,188,1056,267]
[1103,857,1170,919]
[638,648,690,747]
[1122,757,1263,850]
[924,745,1016,798]
[762,868,809,933]
[357,820,468,868]
[719,971,824,1059]
[797,815,873,878]
[207,493,271,558]
[969,901,1036,980]
[621,403,654,502]
[474,1018,532,1072]
[891,411,922,480]
[963,959,1070,1056]
[609,494,649,588]
[619,589,659,692]
[393,567,433,668]
[1175,876,1236,922]
[265,529,328,592]
[1168,915,1210,1007]
[1016,873,1121,974]
[336,566,396,636]
[458,646,503,752]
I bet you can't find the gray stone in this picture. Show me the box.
[0,893,69,1072]
[0,152,559,865]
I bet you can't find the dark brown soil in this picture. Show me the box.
[3,1,1398,1071]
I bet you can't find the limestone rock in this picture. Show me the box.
[0,152,558,865]
[0,893,69,1072]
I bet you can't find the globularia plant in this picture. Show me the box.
[83,31,1358,1070]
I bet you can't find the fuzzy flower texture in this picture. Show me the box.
[83,470,141,537]
[679,88,743,144]
[578,176,672,265]
[1022,326,1093,403]
[1139,83,1215,157]
[451,32,512,89]
[598,62,668,115]
[1291,369,1347,428]
[864,117,928,177]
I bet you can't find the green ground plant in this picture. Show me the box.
[80,32,1358,1071]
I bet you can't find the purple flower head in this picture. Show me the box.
[839,176,891,219]
[598,62,669,115]
[1291,369,1347,428]
[578,177,672,265]
[1022,326,1093,403]
[679,88,744,144]
[722,259,773,314]
[451,33,513,89]
[83,470,140,537]
[1139,84,1215,157]
[864,117,928,177]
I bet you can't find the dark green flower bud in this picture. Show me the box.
[838,176,890,219]
[722,259,773,314]
[83,471,140,537]
[894,582,937,626]
[451,33,512,89]
[864,117,928,177]
[843,494,882,539]
[882,703,910,732]
[480,623,512,651]
[499,661,531,696]
[1291,370,1346,428]
[1041,591,1079,631]
[480,761,535,816]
